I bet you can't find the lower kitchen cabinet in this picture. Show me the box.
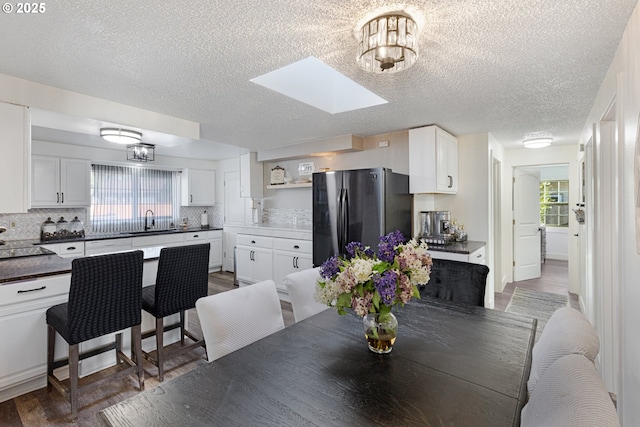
[235,234,313,298]
[273,238,313,293]
[428,245,486,265]
[40,241,85,258]
[236,235,273,286]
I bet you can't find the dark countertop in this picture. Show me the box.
[0,246,165,285]
[425,240,486,255]
[37,226,223,245]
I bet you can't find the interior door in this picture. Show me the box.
[513,168,542,281]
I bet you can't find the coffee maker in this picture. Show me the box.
[419,211,453,244]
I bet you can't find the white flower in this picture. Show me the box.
[349,258,377,283]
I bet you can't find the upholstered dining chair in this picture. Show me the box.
[196,279,285,362]
[284,267,329,322]
[420,258,489,307]
[46,250,145,418]
[141,243,210,381]
[527,306,600,395]
[521,354,620,427]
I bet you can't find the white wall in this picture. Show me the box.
[503,145,580,294]
[577,2,640,422]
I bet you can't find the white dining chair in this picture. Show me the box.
[521,354,620,427]
[527,307,600,395]
[195,279,285,362]
[284,267,329,323]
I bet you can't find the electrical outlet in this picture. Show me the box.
[379,140,389,147]
[11,221,16,228]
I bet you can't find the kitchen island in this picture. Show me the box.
[0,246,181,404]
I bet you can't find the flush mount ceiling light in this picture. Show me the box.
[522,132,553,149]
[357,12,418,73]
[100,128,143,145]
[126,143,155,162]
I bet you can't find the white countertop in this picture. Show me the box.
[223,223,312,240]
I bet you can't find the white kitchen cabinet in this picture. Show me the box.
[429,245,485,265]
[0,102,30,214]
[236,234,273,286]
[31,156,91,207]
[40,241,85,258]
[273,238,313,294]
[240,152,263,198]
[409,125,458,194]
[207,230,223,270]
[84,238,132,255]
[181,168,215,206]
[0,274,70,403]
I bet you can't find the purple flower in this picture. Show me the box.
[373,270,398,306]
[345,241,373,259]
[319,255,342,279]
[377,230,406,262]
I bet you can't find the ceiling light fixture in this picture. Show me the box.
[127,143,155,162]
[357,12,418,73]
[100,128,143,145]
[522,132,553,149]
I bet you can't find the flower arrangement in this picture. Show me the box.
[315,230,432,318]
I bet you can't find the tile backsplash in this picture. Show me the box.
[0,205,223,241]
[262,208,312,225]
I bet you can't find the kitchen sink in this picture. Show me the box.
[123,229,181,236]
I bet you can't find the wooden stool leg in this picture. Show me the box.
[180,311,186,345]
[132,325,145,390]
[115,332,122,365]
[156,317,165,382]
[69,344,79,419]
[47,325,55,392]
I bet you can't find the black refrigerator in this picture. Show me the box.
[312,167,412,266]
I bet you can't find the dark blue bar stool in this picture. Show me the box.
[46,250,145,419]
[141,243,210,381]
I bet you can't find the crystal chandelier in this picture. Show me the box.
[357,12,418,73]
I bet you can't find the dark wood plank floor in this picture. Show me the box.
[0,263,570,426]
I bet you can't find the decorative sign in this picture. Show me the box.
[270,165,285,185]
[298,162,315,176]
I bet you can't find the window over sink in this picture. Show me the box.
[91,164,180,233]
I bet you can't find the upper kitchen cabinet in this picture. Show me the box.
[0,102,30,213]
[240,152,263,198]
[181,168,215,206]
[409,126,459,194]
[31,156,91,207]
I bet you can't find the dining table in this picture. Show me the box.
[97,297,537,426]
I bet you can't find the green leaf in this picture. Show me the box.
[412,285,421,298]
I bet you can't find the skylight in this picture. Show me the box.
[250,56,388,114]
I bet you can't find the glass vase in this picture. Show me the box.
[363,312,398,354]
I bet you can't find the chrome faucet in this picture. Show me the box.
[144,210,155,231]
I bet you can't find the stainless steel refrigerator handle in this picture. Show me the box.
[343,188,349,250]
[337,188,344,253]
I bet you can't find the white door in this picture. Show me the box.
[513,168,541,281]
[60,158,91,206]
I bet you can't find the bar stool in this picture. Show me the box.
[141,243,210,381]
[46,250,145,419]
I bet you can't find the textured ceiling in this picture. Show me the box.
[0,0,637,158]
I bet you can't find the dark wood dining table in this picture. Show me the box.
[97,297,536,426]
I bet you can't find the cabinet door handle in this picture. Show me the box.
[18,286,47,294]
[61,192,64,203]
[295,256,299,268]
[190,195,193,203]
[67,246,76,251]
[193,234,199,238]
[476,253,482,258]
[56,192,60,203]
[292,256,296,268]
[251,240,256,244]
[448,176,453,188]
[293,245,300,249]
[251,250,255,261]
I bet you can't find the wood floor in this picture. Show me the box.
[0,263,570,426]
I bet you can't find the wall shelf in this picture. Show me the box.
[266,183,311,189]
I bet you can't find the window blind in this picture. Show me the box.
[91,164,180,233]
